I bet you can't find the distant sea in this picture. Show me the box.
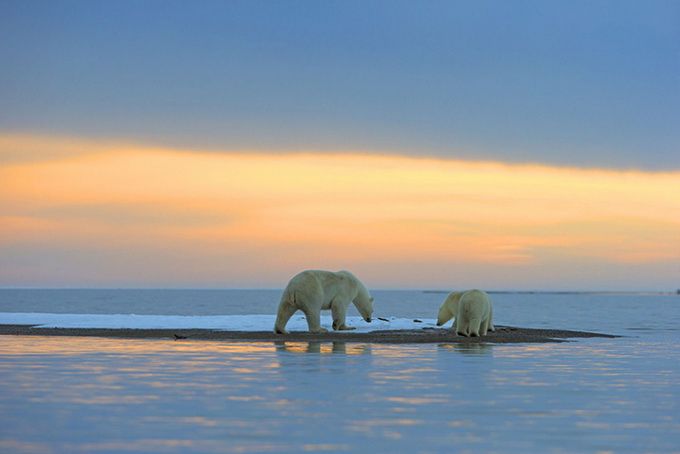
[1,289,679,453]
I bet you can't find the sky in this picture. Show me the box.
[1,1,679,290]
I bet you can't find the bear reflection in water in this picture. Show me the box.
[274,341,371,355]
[438,343,494,355]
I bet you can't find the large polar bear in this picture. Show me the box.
[274,270,374,334]
[436,289,494,337]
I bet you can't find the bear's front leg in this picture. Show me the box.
[333,323,356,331]
[331,299,355,331]
[338,325,356,330]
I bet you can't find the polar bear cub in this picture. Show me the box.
[274,270,374,334]
[436,289,494,337]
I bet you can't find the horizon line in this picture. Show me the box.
[1,287,677,295]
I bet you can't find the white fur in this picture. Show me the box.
[274,270,374,334]
[436,289,494,337]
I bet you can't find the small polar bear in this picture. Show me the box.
[274,270,374,334]
[436,289,494,337]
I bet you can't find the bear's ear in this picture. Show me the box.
[369,297,374,303]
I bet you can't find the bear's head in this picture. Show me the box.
[436,303,454,326]
[436,291,462,326]
[353,284,374,323]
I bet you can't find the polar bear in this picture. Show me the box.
[436,289,494,337]
[274,270,374,334]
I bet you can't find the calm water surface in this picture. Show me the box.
[1,290,679,453]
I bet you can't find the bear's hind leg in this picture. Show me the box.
[456,320,470,337]
[468,318,482,337]
[480,317,489,336]
[274,301,297,334]
[302,306,327,334]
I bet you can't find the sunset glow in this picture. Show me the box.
[1,135,678,289]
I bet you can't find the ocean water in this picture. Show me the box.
[1,290,679,453]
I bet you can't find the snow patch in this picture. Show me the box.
[0,313,439,332]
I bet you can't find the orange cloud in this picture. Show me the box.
[1,134,679,288]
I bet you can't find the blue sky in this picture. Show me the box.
[1,0,678,169]
[1,1,680,290]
